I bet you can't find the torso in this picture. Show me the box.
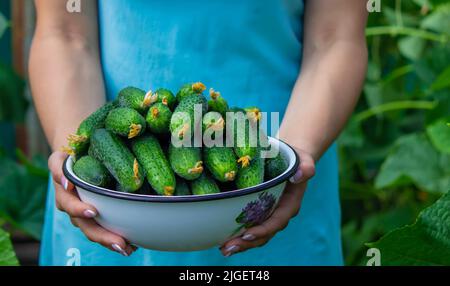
[39,0,344,266]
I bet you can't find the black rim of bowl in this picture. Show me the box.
[63,140,299,203]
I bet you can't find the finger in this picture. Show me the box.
[220,184,306,256]
[125,239,139,252]
[220,237,269,257]
[49,151,74,192]
[290,149,315,184]
[220,197,297,256]
[60,175,74,192]
[55,183,98,219]
[243,213,289,241]
[48,151,67,180]
[220,216,286,257]
[125,244,137,255]
[72,218,134,256]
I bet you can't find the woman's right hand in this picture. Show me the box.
[48,151,136,256]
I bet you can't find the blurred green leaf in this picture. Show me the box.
[16,149,52,179]
[382,6,420,27]
[366,26,448,42]
[338,119,364,148]
[399,36,425,60]
[354,100,437,122]
[421,4,450,35]
[0,12,8,39]
[0,156,48,240]
[426,94,450,124]
[426,119,450,154]
[343,206,418,265]
[0,227,19,266]
[367,191,450,265]
[0,63,27,122]
[430,0,450,7]
[375,133,450,193]
[343,0,450,265]
[412,0,432,9]
[381,64,414,86]
[363,84,383,109]
[366,61,382,82]
[413,60,437,86]
[430,65,450,91]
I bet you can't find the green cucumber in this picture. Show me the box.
[105,107,146,139]
[244,106,262,123]
[117,86,153,114]
[265,152,288,180]
[208,88,229,117]
[90,129,144,192]
[202,111,224,134]
[176,82,206,103]
[230,109,259,168]
[191,173,220,195]
[154,88,176,110]
[87,145,95,158]
[131,134,176,196]
[227,106,245,113]
[73,155,113,187]
[203,146,238,182]
[174,177,191,196]
[65,102,115,159]
[176,84,192,103]
[146,103,172,134]
[236,150,265,189]
[168,144,203,180]
[170,94,208,140]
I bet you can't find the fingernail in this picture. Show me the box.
[61,176,68,190]
[242,233,255,241]
[224,245,240,257]
[83,209,97,218]
[112,244,129,257]
[289,169,303,184]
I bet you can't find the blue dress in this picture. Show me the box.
[40,0,343,266]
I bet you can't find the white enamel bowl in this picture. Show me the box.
[63,137,299,252]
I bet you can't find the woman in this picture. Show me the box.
[30,0,367,266]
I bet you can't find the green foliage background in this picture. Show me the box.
[339,0,450,265]
[0,7,47,266]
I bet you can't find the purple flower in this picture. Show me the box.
[236,192,277,227]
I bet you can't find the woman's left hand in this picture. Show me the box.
[220,148,315,257]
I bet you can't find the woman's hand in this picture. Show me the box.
[220,148,315,257]
[48,151,136,257]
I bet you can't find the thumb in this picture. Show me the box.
[289,149,315,184]
[48,151,74,191]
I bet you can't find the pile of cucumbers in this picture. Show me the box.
[67,83,288,196]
